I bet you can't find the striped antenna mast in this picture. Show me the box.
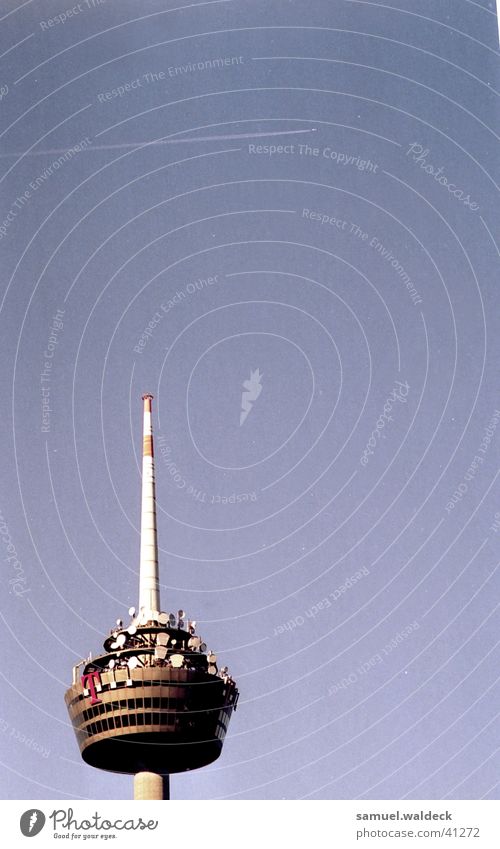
[139,394,160,618]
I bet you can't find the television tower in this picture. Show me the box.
[65,394,238,800]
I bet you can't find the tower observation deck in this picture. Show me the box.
[65,395,238,799]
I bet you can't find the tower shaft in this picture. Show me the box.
[134,772,170,800]
[139,394,160,617]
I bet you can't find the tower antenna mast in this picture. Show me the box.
[139,393,160,618]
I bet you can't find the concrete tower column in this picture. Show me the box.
[134,772,170,800]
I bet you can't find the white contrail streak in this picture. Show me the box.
[0,127,317,159]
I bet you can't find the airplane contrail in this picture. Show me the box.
[0,127,317,159]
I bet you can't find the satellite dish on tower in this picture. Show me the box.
[155,646,168,660]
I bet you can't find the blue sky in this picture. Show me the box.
[0,0,499,800]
